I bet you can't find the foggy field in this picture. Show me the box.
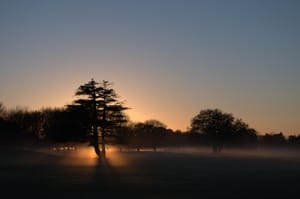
[1,146,300,199]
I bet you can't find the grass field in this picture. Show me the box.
[1,146,300,198]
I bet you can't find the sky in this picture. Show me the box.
[0,0,299,135]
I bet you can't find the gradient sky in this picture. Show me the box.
[0,0,299,135]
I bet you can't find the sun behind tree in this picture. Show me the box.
[71,79,128,157]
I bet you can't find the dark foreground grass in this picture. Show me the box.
[1,147,300,199]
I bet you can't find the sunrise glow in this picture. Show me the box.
[0,1,299,135]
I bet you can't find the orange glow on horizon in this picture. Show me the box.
[55,145,129,166]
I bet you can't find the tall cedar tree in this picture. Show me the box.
[73,79,128,157]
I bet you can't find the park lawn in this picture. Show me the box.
[1,147,300,199]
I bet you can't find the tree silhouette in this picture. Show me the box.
[190,109,257,152]
[41,108,88,142]
[288,135,300,148]
[261,132,286,147]
[0,102,5,118]
[191,109,234,152]
[144,119,167,129]
[72,79,128,157]
[231,119,257,147]
[0,103,19,140]
[128,120,170,151]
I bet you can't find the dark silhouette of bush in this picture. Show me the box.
[115,120,180,151]
[42,108,89,142]
[261,132,286,147]
[288,135,300,148]
[0,117,20,140]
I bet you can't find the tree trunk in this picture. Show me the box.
[93,127,101,157]
[101,129,106,156]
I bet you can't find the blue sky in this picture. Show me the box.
[0,0,299,134]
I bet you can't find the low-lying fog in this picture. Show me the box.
[2,144,300,198]
[2,144,300,167]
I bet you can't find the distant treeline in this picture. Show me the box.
[1,103,299,151]
[1,79,299,154]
